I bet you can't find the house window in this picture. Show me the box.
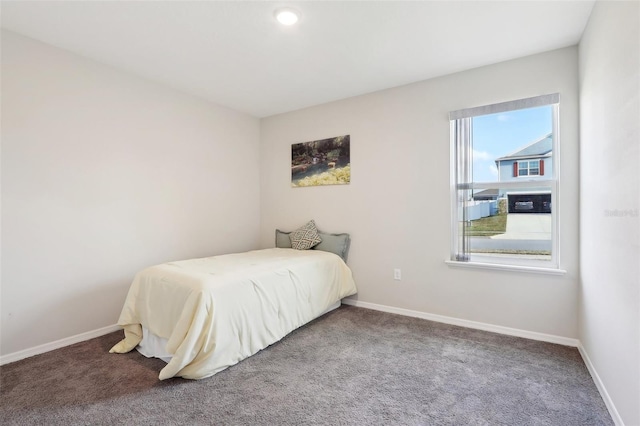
[517,160,541,177]
[449,93,560,270]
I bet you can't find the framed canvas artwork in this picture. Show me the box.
[291,135,350,187]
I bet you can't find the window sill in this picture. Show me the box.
[445,260,566,275]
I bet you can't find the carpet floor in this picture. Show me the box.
[0,305,612,425]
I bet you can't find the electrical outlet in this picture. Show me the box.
[393,268,401,280]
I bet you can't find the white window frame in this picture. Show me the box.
[518,159,540,177]
[448,94,562,273]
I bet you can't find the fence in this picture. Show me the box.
[461,200,498,221]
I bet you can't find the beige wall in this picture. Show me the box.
[260,47,580,338]
[1,31,261,356]
[578,2,640,425]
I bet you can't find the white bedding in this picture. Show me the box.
[109,248,357,380]
[136,300,342,364]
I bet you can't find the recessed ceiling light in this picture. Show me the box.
[275,8,300,26]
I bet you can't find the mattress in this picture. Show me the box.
[110,248,357,380]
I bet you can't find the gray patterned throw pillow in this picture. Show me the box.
[289,220,322,250]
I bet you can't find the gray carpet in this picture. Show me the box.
[0,306,612,425]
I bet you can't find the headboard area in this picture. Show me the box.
[275,229,351,263]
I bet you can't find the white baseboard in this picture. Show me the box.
[578,344,624,426]
[0,324,121,366]
[341,299,580,347]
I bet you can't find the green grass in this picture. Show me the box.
[467,213,507,237]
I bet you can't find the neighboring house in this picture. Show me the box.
[495,133,553,213]
[472,188,500,201]
[495,133,553,182]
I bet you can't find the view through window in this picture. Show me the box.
[450,94,559,268]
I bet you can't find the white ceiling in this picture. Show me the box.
[1,1,595,118]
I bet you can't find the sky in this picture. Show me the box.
[472,105,553,182]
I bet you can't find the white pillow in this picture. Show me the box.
[289,220,322,250]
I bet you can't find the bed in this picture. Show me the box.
[109,223,356,380]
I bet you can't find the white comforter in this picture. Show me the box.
[109,248,357,380]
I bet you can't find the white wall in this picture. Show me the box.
[260,47,580,338]
[578,2,640,425]
[1,31,261,356]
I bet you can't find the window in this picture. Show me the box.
[449,94,560,270]
[517,160,541,177]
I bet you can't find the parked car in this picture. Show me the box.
[515,200,534,211]
[508,193,552,213]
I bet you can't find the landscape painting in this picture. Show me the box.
[291,135,350,187]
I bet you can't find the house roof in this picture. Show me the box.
[472,188,500,199]
[495,133,553,162]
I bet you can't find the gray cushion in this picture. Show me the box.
[312,232,351,263]
[275,229,293,248]
[275,228,350,262]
